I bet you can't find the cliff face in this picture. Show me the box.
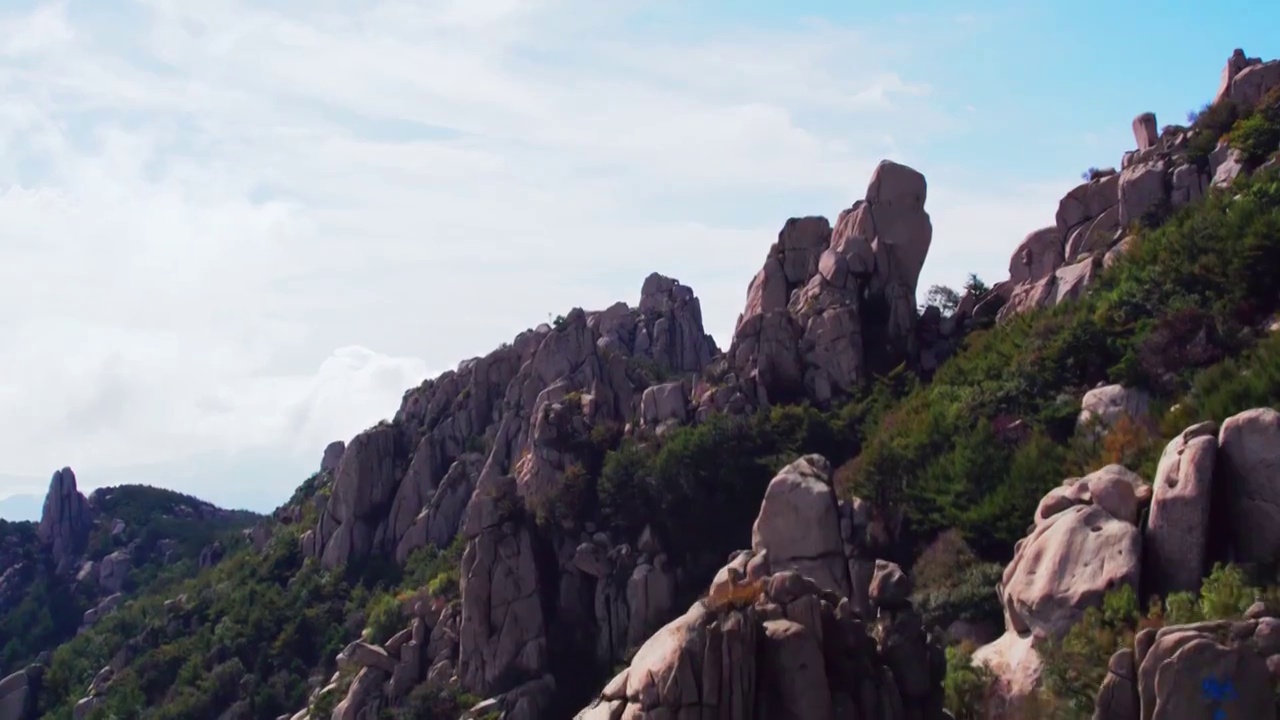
[303,271,718,572]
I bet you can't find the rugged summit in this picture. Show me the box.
[36,468,91,574]
[725,160,940,407]
[9,44,1280,720]
[978,48,1280,323]
[304,272,718,571]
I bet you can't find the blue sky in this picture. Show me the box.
[0,0,1276,518]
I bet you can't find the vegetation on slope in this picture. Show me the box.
[1,485,259,678]
[35,508,468,720]
[844,167,1280,563]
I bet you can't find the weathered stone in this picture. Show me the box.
[1218,408,1280,564]
[1145,422,1217,595]
[37,468,92,573]
[1132,113,1158,151]
[751,455,850,597]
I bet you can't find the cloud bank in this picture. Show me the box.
[0,0,1074,509]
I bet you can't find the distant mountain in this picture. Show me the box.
[0,494,41,522]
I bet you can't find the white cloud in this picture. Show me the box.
[0,0,1076,507]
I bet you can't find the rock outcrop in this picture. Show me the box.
[978,407,1280,716]
[725,160,955,408]
[0,665,40,720]
[307,273,718,569]
[986,48,1280,324]
[1093,615,1280,720]
[574,455,946,720]
[36,468,92,574]
[456,473,548,697]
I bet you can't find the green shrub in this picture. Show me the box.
[1040,597,1134,718]
[1198,563,1257,620]
[363,592,404,645]
[943,642,995,720]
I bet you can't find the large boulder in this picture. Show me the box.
[1132,113,1158,151]
[574,560,945,720]
[1131,621,1277,720]
[1079,384,1152,435]
[1002,504,1142,639]
[1144,422,1218,596]
[0,667,38,720]
[1217,408,1280,565]
[751,455,851,597]
[1008,226,1065,285]
[576,449,945,720]
[456,473,548,697]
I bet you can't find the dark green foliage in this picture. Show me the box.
[1170,330,1280,426]
[38,527,352,719]
[911,530,1004,633]
[0,570,92,676]
[0,488,258,679]
[1186,99,1241,170]
[36,526,469,720]
[624,356,670,386]
[384,684,484,719]
[943,643,995,720]
[595,398,889,588]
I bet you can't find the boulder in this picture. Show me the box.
[1079,384,1151,435]
[1145,421,1218,596]
[1218,408,1280,564]
[868,559,913,612]
[1093,649,1139,720]
[751,455,851,597]
[0,668,37,720]
[1118,159,1169,228]
[1132,113,1158,151]
[320,440,346,474]
[1001,502,1141,639]
[1228,59,1280,108]
[97,551,131,595]
[1008,226,1065,285]
[456,475,548,696]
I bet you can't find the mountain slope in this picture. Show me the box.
[0,473,261,683]
[3,46,1280,720]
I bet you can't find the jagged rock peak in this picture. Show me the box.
[986,48,1280,325]
[320,440,346,475]
[37,467,92,574]
[306,273,719,569]
[727,159,936,407]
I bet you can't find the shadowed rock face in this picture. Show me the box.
[37,467,92,574]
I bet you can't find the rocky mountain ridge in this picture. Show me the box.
[3,46,1280,720]
[0,468,260,716]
